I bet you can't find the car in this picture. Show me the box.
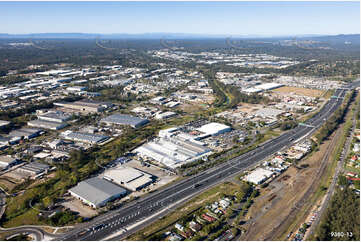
[194,183,202,188]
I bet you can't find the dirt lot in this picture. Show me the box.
[272,86,324,98]
[237,103,263,113]
[240,129,340,241]
[0,176,21,191]
[61,196,98,218]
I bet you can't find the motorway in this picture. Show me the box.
[55,80,358,241]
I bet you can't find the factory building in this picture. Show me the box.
[135,131,212,168]
[27,119,68,130]
[196,122,232,137]
[69,177,127,208]
[61,130,109,144]
[103,166,153,191]
[244,168,274,184]
[101,114,149,128]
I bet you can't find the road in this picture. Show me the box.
[0,227,44,241]
[55,81,357,241]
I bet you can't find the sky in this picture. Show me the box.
[0,1,360,35]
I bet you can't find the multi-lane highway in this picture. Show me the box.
[54,81,358,241]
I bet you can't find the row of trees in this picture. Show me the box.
[315,90,355,144]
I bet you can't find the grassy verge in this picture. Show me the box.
[126,181,244,241]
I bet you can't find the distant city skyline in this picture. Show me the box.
[0,1,359,35]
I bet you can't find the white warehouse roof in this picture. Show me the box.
[103,166,153,191]
[196,122,231,136]
[244,168,274,184]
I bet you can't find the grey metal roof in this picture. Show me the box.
[69,177,127,207]
[38,111,71,121]
[65,131,109,143]
[101,114,149,127]
[20,162,49,173]
[9,128,42,138]
[28,119,68,129]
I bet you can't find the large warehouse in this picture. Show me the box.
[37,111,71,123]
[103,166,153,191]
[101,113,149,128]
[196,122,232,137]
[27,119,68,130]
[60,130,109,144]
[135,133,212,168]
[69,177,127,208]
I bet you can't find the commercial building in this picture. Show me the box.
[244,168,274,184]
[60,130,109,144]
[27,119,68,130]
[196,122,232,137]
[101,114,149,128]
[103,166,153,191]
[0,155,19,169]
[69,177,127,208]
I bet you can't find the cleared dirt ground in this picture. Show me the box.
[272,86,324,98]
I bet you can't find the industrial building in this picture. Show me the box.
[103,166,153,191]
[9,128,43,140]
[27,119,68,130]
[101,114,149,128]
[196,122,232,137]
[37,111,71,123]
[0,155,19,169]
[60,130,109,144]
[17,162,49,177]
[135,130,212,168]
[244,168,274,184]
[54,99,112,113]
[69,177,127,208]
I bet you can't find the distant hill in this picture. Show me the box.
[0,32,357,40]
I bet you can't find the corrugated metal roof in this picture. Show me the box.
[69,177,126,207]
